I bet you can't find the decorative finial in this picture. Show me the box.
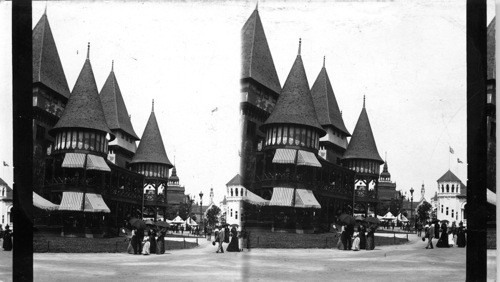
[363,95,366,108]
[111,60,114,71]
[323,56,325,68]
[86,42,90,60]
[385,151,387,162]
[298,38,302,55]
[152,99,154,112]
[255,1,258,11]
[44,1,48,15]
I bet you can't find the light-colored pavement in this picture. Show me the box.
[0,234,495,281]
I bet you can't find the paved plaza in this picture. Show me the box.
[0,234,496,281]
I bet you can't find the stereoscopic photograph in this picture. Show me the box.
[0,0,497,280]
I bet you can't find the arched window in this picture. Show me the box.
[451,185,454,193]
[446,207,449,215]
[446,184,449,193]
[441,185,444,193]
[235,189,238,197]
[451,209,454,218]
[240,188,243,196]
[230,189,233,197]
[230,209,233,217]
[235,211,238,220]
[441,205,443,213]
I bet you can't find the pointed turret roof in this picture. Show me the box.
[487,17,495,80]
[437,170,462,183]
[380,160,390,178]
[51,44,112,137]
[169,166,179,182]
[226,174,244,186]
[32,12,70,98]
[262,41,325,136]
[131,105,172,167]
[241,7,281,94]
[343,98,383,162]
[310,60,350,136]
[99,63,140,140]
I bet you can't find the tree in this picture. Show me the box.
[178,198,194,220]
[206,205,221,227]
[416,201,432,223]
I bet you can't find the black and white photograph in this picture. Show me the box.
[0,0,497,280]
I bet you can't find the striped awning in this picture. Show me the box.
[272,149,297,164]
[61,153,110,171]
[86,155,110,172]
[85,193,111,213]
[295,189,321,209]
[61,153,86,168]
[244,190,270,206]
[269,187,294,207]
[58,192,110,213]
[296,150,322,167]
[33,192,59,211]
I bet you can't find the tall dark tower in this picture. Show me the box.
[48,43,114,234]
[130,101,173,220]
[32,11,71,192]
[310,57,350,165]
[258,40,325,229]
[240,5,281,189]
[99,61,140,169]
[342,97,384,216]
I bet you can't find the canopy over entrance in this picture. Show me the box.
[58,192,110,213]
[269,187,321,209]
[33,192,59,211]
[62,153,110,171]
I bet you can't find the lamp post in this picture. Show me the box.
[199,191,204,237]
[409,187,414,233]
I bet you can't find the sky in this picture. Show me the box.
[0,0,496,204]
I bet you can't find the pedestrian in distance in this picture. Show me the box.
[358,224,366,250]
[2,225,12,251]
[426,223,434,249]
[456,221,466,247]
[141,237,150,255]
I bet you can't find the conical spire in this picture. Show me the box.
[241,7,281,94]
[131,111,173,167]
[310,60,350,136]
[32,12,70,98]
[343,98,383,163]
[51,49,112,138]
[170,165,179,182]
[262,48,325,136]
[99,63,140,140]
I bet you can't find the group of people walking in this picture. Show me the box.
[127,227,167,255]
[213,224,240,253]
[423,221,466,249]
[337,223,377,251]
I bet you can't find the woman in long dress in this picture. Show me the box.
[149,229,157,254]
[226,227,240,252]
[2,226,12,251]
[456,222,466,247]
[351,232,360,251]
[156,228,165,254]
[358,225,366,250]
[436,222,450,248]
[142,237,150,255]
[365,224,376,250]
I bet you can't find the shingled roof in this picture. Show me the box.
[32,12,70,98]
[226,174,244,187]
[310,61,350,136]
[437,170,462,183]
[343,99,383,163]
[241,7,281,94]
[51,46,113,138]
[131,109,172,167]
[262,43,325,136]
[487,17,495,80]
[99,64,140,140]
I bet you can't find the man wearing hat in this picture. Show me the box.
[426,222,434,249]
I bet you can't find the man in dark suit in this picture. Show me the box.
[426,223,435,249]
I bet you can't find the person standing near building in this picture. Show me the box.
[426,223,435,249]
[2,225,12,251]
[216,225,225,253]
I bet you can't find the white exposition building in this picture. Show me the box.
[434,170,467,224]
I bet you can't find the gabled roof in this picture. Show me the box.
[99,66,140,140]
[51,50,112,137]
[487,17,495,80]
[241,7,281,94]
[226,174,244,187]
[437,170,462,183]
[131,110,172,167]
[32,12,70,98]
[343,100,383,163]
[262,48,325,136]
[310,63,350,136]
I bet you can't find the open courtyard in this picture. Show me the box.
[0,234,495,281]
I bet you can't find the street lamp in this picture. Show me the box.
[409,187,414,233]
[199,191,204,237]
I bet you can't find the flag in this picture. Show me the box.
[2,161,8,167]
[457,158,463,164]
[449,147,454,154]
